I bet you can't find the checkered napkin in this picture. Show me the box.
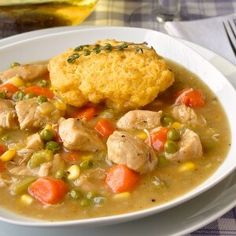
[84,0,236,27]
[83,1,236,235]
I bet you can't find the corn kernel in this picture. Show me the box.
[179,162,196,172]
[136,131,148,140]
[20,194,33,205]
[0,149,16,162]
[43,124,55,135]
[38,103,54,115]
[53,100,67,111]
[44,124,52,130]
[67,165,80,180]
[8,76,24,87]
[80,154,93,161]
[172,122,182,129]
[113,192,131,200]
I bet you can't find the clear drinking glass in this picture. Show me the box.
[0,0,99,38]
[155,0,180,22]
[129,0,181,29]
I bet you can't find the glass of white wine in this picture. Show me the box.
[129,0,181,29]
[0,0,99,38]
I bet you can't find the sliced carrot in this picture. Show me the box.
[0,160,5,173]
[0,144,6,155]
[28,177,68,205]
[106,164,140,193]
[151,127,169,152]
[72,106,97,121]
[176,88,205,108]
[24,86,54,99]
[95,119,115,138]
[0,83,19,98]
[62,151,80,164]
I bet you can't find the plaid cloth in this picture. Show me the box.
[83,0,236,28]
[83,1,236,235]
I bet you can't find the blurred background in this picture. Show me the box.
[0,0,99,38]
[1,0,236,38]
[1,0,235,64]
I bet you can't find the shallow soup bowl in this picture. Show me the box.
[0,27,236,227]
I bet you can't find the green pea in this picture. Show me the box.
[69,189,82,200]
[28,150,53,168]
[161,115,174,126]
[80,198,91,207]
[99,109,114,119]
[52,156,66,179]
[24,93,35,99]
[164,140,178,154]
[167,128,180,141]
[12,91,25,102]
[55,169,65,179]
[46,141,60,153]
[37,95,48,104]
[40,129,54,141]
[12,177,36,195]
[158,154,169,167]
[37,80,48,88]
[0,92,6,99]
[79,160,93,169]
[202,138,216,152]
[10,62,20,68]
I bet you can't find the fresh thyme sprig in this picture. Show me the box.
[67,42,148,63]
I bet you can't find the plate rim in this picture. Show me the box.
[0,26,235,233]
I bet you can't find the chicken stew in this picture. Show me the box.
[0,55,230,221]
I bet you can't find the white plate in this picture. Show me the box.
[0,27,235,235]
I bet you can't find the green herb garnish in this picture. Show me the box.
[10,62,20,68]
[74,45,89,51]
[67,53,80,63]
[67,42,148,64]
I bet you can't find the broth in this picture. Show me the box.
[0,59,230,221]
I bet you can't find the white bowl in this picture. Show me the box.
[0,27,236,227]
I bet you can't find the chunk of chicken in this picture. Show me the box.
[26,133,43,151]
[107,131,157,174]
[15,98,62,129]
[0,64,48,82]
[172,104,206,126]
[26,133,43,150]
[17,149,34,159]
[0,99,18,129]
[8,164,35,176]
[38,162,52,177]
[165,128,203,162]
[117,110,163,130]
[8,160,52,177]
[0,174,14,187]
[17,133,44,159]
[74,168,106,193]
[59,118,105,152]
